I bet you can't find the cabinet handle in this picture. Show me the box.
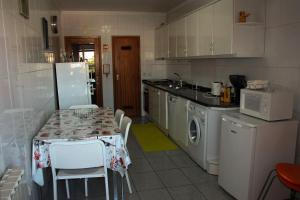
[231,121,243,128]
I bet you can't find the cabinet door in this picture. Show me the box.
[186,12,198,57]
[159,91,168,130]
[218,118,255,200]
[154,29,161,59]
[152,89,160,124]
[213,0,234,55]
[161,25,169,58]
[198,6,213,56]
[174,97,188,150]
[148,87,154,119]
[168,22,177,58]
[176,17,187,57]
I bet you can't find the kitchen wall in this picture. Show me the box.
[60,11,166,109]
[167,0,214,22]
[166,0,300,163]
[0,0,59,198]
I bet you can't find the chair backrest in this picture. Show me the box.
[120,116,132,145]
[69,104,99,109]
[114,109,125,128]
[49,140,106,169]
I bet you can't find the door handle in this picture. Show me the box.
[116,74,119,81]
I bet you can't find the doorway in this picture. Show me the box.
[112,36,141,117]
[64,36,103,106]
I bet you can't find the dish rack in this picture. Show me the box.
[73,108,94,118]
[0,168,25,200]
[247,80,269,90]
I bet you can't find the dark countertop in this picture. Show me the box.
[143,79,239,108]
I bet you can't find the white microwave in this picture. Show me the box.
[240,89,294,121]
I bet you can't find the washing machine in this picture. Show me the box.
[187,101,208,169]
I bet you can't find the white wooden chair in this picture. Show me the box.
[114,109,125,128]
[68,104,100,196]
[120,116,133,194]
[49,140,109,200]
[69,104,99,109]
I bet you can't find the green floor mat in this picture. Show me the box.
[132,123,177,152]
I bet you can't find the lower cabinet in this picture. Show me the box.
[148,86,168,134]
[149,86,160,124]
[159,90,168,132]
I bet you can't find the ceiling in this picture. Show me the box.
[54,0,186,12]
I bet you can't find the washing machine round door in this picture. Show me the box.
[188,116,201,144]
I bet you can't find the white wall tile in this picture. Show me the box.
[267,0,300,28]
[0,0,58,199]
[265,23,300,67]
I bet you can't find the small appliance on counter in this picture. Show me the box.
[240,87,294,121]
[229,75,247,104]
[218,112,298,200]
[211,82,222,96]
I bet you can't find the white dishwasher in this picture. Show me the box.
[168,94,177,139]
[159,90,168,133]
[168,94,189,151]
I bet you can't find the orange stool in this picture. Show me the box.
[258,163,300,200]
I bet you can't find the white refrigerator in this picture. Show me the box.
[218,112,298,200]
[55,62,92,109]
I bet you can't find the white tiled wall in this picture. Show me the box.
[0,0,58,198]
[173,0,300,162]
[60,11,166,108]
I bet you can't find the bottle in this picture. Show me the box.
[220,83,224,102]
[223,85,231,103]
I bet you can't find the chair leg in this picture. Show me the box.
[290,190,296,200]
[53,179,58,200]
[65,179,70,199]
[258,169,276,200]
[105,175,110,200]
[261,175,277,200]
[125,171,133,194]
[84,178,88,197]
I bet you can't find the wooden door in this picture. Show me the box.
[112,36,141,117]
[64,36,103,107]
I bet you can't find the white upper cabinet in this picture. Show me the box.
[198,5,214,56]
[168,21,177,58]
[212,0,234,55]
[155,0,265,59]
[161,25,169,58]
[176,17,187,58]
[154,28,161,59]
[155,24,169,59]
[186,11,199,57]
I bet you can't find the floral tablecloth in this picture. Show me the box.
[32,108,131,186]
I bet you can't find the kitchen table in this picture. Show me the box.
[32,108,131,200]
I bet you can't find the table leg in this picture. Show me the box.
[113,171,118,200]
[121,175,124,200]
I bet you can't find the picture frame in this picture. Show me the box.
[18,0,29,19]
[42,18,49,49]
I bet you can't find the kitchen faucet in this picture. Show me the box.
[173,73,183,88]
